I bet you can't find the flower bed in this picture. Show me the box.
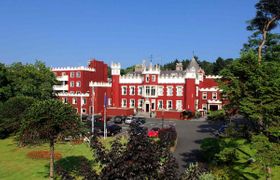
[27,150,62,160]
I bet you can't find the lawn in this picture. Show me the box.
[0,137,93,180]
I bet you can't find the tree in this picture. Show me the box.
[247,0,280,64]
[0,63,11,102]
[0,96,35,138]
[242,32,280,61]
[251,134,280,179]
[19,99,83,180]
[220,51,280,131]
[6,61,57,100]
[56,123,179,179]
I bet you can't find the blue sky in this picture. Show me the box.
[0,0,267,68]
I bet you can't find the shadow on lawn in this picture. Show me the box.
[54,156,94,178]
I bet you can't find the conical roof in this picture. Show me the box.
[187,57,200,72]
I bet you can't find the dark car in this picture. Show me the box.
[95,124,122,136]
[113,116,126,124]
[132,116,146,125]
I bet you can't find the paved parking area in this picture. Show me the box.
[111,117,220,173]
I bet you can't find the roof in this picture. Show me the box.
[187,57,201,72]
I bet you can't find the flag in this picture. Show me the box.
[104,92,107,108]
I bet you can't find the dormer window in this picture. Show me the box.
[146,75,149,82]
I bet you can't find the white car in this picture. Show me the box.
[125,116,134,124]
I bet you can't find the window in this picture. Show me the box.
[121,99,127,107]
[138,99,143,108]
[82,108,86,114]
[130,99,135,108]
[70,81,74,87]
[167,100,172,110]
[76,81,81,87]
[76,91,81,94]
[202,104,207,110]
[167,86,173,96]
[108,98,112,106]
[151,86,156,96]
[83,98,87,105]
[70,72,75,78]
[212,92,217,100]
[62,97,68,104]
[76,71,81,78]
[151,102,155,110]
[138,86,143,95]
[158,100,163,109]
[176,86,183,96]
[146,75,149,82]
[158,86,163,96]
[146,86,151,96]
[202,92,207,99]
[72,97,77,104]
[70,91,74,94]
[62,72,66,76]
[152,75,156,82]
[122,86,127,95]
[176,100,182,110]
[129,86,135,95]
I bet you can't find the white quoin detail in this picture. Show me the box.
[199,87,220,92]
[52,66,95,72]
[89,81,112,87]
[111,62,121,75]
[158,77,185,84]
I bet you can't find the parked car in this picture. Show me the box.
[113,116,126,124]
[148,127,160,138]
[132,116,146,125]
[96,124,122,136]
[125,116,134,124]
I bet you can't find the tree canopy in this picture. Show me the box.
[19,99,83,179]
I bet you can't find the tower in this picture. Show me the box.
[111,63,121,107]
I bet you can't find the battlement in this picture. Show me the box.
[52,66,95,72]
[205,75,222,79]
[89,81,112,87]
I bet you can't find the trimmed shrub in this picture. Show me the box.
[158,126,177,147]
[27,150,62,160]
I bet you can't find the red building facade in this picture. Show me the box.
[52,58,225,119]
[52,59,109,115]
[110,58,224,118]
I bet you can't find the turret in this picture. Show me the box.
[111,62,121,107]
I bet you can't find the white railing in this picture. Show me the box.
[56,75,68,81]
[53,85,68,91]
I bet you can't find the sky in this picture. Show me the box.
[0,0,269,68]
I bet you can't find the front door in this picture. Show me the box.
[145,104,150,112]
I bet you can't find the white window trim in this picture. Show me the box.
[158,100,163,109]
[70,81,75,87]
[176,100,182,110]
[72,98,77,104]
[121,86,127,95]
[152,75,156,82]
[76,71,81,78]
[82,108,86,114]
[202,104,207,110]
[176,86,183,96]
[146,75,149,82]
[167,86,173,96]
[130,99,135,108]
[138,99,143,108]
[76,81,81,87]
[121,98,127,107]
[167,100,172,110]
[129,86,135,95]
[70,72,75,78]
[158,86,164,96]
[138,86,143,95]
[212,92,217,100]
[202,92,207,100]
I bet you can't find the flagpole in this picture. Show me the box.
[104,92,107,139]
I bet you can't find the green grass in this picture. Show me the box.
[0,137,92,180]
[213,138,280,180]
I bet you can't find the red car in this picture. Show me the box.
[148,127,160,138]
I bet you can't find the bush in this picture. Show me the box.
[182,110,195,119]
[27,150,62,160]
[207,110,227,122]
[158,126,177,147]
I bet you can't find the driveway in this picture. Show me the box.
[146,118,220,174]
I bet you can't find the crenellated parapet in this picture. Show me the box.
[158,75,185,84]
[89,81,112,87]
[199,87,221,92]
[52,66,95,72]
[111,62,121,75]
[142,64,160,74]
[205,75,222,79]
[119,74,143,84]
[56,92,90,97]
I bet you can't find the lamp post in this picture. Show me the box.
[161,108,164,129]
[91,86,95,134]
